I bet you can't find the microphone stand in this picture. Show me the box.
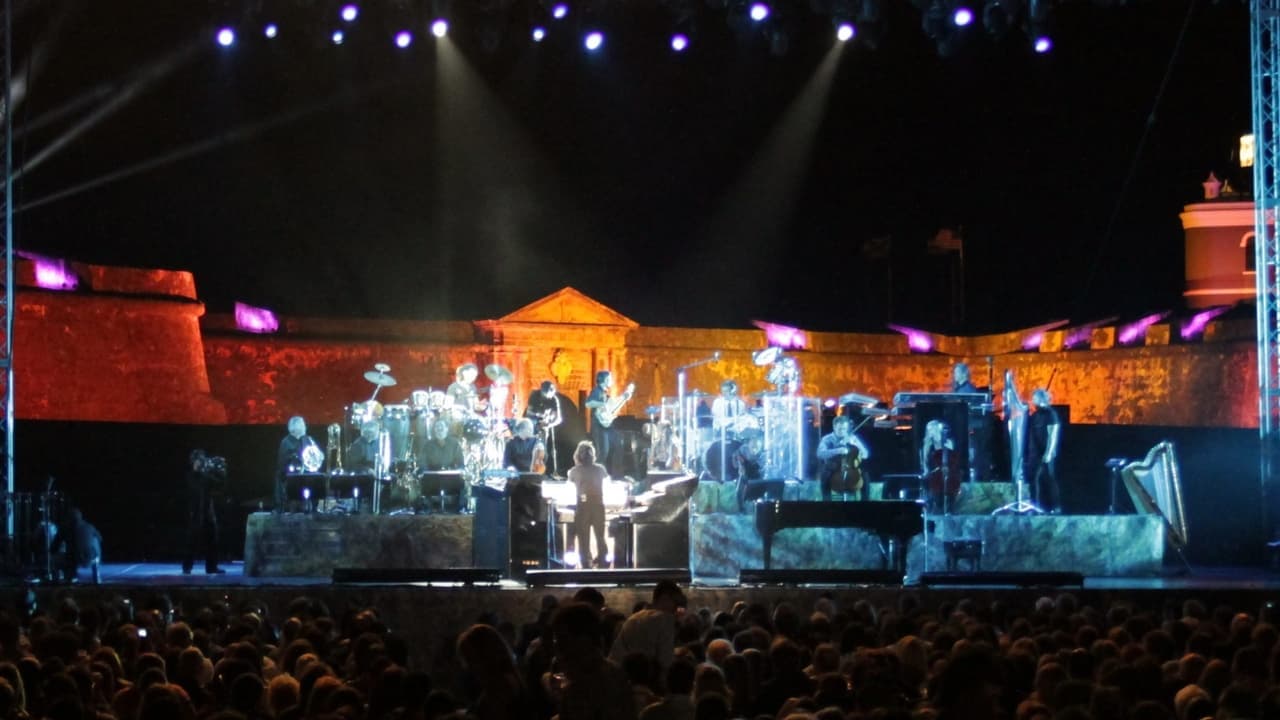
[676,352,719,474]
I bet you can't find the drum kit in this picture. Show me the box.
[324,362,522,513]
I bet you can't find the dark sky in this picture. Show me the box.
[10,0,1252,333]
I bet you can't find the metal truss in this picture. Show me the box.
[1253,0,1280,538]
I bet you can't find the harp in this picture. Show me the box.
[1120,441,1189,553]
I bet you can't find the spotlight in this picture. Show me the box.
[331,29,345,45]
[340,4,359,22]
[952,6,974,26]
[670,33,689,51]
[552,3,569,19]
[749,3,770,22]
[532,26,547,42]
[1032,35,1052,53]
[264,23,278,39]
[216,27,236,47]
[584,30,604,51]
[394,30,413,48]
[836,22,855,42]
[431,19,448,38]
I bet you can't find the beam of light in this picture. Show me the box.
[431,19,448,38]
[7,41,200,186]
[752,320,808,350]
[216,27,236,47]
[1180,306,1231,340]
[749,3,770,22]
[340,4,359,22]
[952,6,974,26]
[888,324,934,352]
[836,23,855,42]
[552,4,569,19]
[532,26,546,42]
[670,33,689,52]
[395,30,413,48]
[17,252,78,291]
[235,302,279,333]
[1118,312,1169,344]
[11,83,115,142]
[584,31,604,51]
[1019,319,1070,350]
[1063,317,1119,349]
[15,86,381,215]
[265,23,279,39]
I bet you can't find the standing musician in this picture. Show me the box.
[417,418,465,471]
[345,421,382,474]
[503,418,546,473]
[1026,389,1062,514]
[568,440,609,569]
[951,362,979,393]
[921,419,961,513]
[584,370,634,475]
[815,416,871,501]
[711,379,750,433]
[184,449,226,576]
[274,416,319,513]
[525,381,563,474]
[447,363,481,414]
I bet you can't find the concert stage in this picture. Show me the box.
[243,512,472,577]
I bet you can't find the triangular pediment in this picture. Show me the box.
[499,287,638,327]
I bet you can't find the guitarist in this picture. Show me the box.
[585,370,634,475]
[815,416,871,501]
[525,380,563,475]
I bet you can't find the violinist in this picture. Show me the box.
[815,416,870,501]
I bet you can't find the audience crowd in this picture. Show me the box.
[0,584,1276,720]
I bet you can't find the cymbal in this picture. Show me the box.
[752,347,781,366]
[364,370,397,387]
[484,363,513,384]
[374,363,391,373]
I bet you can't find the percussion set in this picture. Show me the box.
[324,363,523,513]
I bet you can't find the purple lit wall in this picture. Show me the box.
[1181,306,1231,340]
[1118,312,1169,345]
[888,324,934,352]
[235,302,279,334]
[752,320,808,350]
[21,253,79,291]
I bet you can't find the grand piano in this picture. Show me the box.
[754,500,925,575]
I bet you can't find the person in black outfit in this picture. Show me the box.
[525,381,562,475]
[952,362,979,393]
[184,449,225,575]
[585,371,632,475]
[1025,388,1062,514]
[418,418,465,471]
[51,507,102,584]
[345,421,382,474]
[503,419,544,472]
[275,416,319,512]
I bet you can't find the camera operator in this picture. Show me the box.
[184,449,226,575]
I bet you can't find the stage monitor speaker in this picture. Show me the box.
[919,571,1084,588]
[525,568,691,587]
[739,568,903,586]
[474,480,550,579]
[332,567,502,585]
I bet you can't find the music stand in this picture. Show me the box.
[282,473,325,513]
[418,471,466,513]
[328,472,374,512]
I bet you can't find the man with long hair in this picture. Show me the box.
[568,441,609,569]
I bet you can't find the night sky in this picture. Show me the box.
[9,0,1252,334]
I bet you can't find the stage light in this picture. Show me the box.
[836,22,855,42]
[264,23,278,39]
[431,19,448,38]
[331,29,345,45]
[952,6,974,26]
[394,30,413,48]
[584,30,604,51]
[552,3,569,19]
[750,3,770,22]
[670,33,689,51]
[1033,35,1052,53]
[532,26,546,42]
[215,27,236,47]
[340,4,359,22]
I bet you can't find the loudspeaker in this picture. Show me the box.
[919,571,1083,587]
[474,479,549,579]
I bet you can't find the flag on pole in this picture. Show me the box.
[927,227,963,254]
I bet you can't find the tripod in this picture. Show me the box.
[992,462,1044,516]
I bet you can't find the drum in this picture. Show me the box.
[428,391,452,411]
[410,390,431,411]
[724,414,759,439]
[703,440,742,483]
[461,418,489,443]
[383,405,413,467]
[348,400,384,428]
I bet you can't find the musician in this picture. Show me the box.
[526,380,563,474]
[951,362,978,393]
[345,421,382,474]
[1026,389,1062,514]
[447,363,480,413]
[503,418,545,473]
[921,419,959,513]
[275,416,319,513]
[418,418,465,471]
[711,379,749,434]
[585,370,626,474]
[184,449,225,575]
[568,440,609,569]
[815,416,871,501]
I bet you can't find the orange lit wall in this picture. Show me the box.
[1182,201,1256,308]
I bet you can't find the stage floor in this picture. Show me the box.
[64,562,1280,591]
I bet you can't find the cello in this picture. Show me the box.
[830,443,864,497]
[921,420,961,511]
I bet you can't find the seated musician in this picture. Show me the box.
[418,418,465,471]
[345,421,382,474]
[921,419,960,513]
[503,418,546,473]
[447,363,480,413]
[274,415,319,513]
[815,416,871,501]
[711,379,749,434]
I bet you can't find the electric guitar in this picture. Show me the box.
[596,383,635,428]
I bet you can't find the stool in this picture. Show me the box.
[943,538,983,571]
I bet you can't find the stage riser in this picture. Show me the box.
[244,513,472,577]
[689,513,1165,581]
[692,481,1017,515]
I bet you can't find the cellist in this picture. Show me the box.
[816,415,871,501]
